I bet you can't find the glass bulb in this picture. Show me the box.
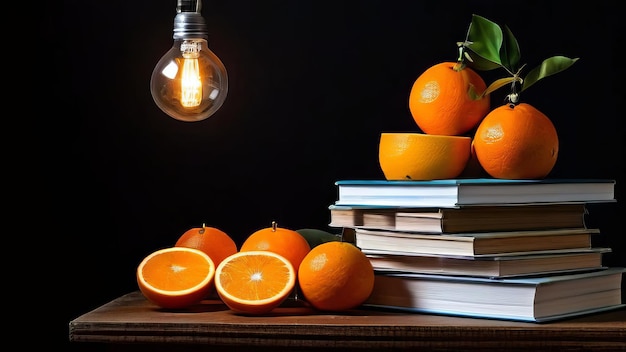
[150,1,228,122]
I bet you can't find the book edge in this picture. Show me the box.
[335,179,617,186]
[361,303,626,323]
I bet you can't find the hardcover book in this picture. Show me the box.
[364,267,626,322]
[363,247,611,278]
[328,203,588,233]
[334,178,616,208]
[354,227,599,257]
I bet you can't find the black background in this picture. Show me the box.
[44,1,623,350]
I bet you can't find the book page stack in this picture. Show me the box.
[329,178,624,322]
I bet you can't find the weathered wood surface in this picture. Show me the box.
[69,291,626,351]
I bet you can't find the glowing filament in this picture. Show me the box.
[180,58,202,107]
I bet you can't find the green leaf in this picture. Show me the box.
[521,56,579,91]
[296,228,341,248]
[467,14,503,67]
[464,51,502,71]
[500,25,521,72]
[482,77,521,98]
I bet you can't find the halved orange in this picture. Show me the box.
[215,250,296,315]
[136,247,215,309]
[379,132,471,180]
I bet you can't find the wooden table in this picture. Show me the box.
[69,291,626,351]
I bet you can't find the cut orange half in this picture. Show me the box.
[136,247,215,309]
[379,132,471,180]
[215,250,296,315]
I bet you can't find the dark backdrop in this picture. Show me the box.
[45,1,623,350]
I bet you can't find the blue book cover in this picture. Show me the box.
[366,302,626,323]
[364,267,625,323]
[335,178,616,207]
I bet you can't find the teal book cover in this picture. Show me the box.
[335,178,616,207]
[364,267,625,323]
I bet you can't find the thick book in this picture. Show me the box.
[328,203,588,233]
[364,267,626,322]
[334,178,616,208]
[354,227,599,257]
[363,247,611,278]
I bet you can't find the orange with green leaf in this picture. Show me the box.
[459,14,578,179]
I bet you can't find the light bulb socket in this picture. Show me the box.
[173,1,207,40]
[173,12,208,40]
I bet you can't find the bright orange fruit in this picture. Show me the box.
[472,102,559,179]
[136,247,215,309]
[240,221,311,272]
[175,224,237,268]
[378,132,471,180]
[298,241,374,311]
[408,62,490,136]
[215,250,296,315]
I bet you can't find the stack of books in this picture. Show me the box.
[329,178,624,322]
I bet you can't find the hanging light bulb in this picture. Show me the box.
[150,0,228,122]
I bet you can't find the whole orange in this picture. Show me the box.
[472,103,559,179]
[298,241,374,311]
[240,221,311,272]
[175,224,238,268]
[408,62,490,136]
